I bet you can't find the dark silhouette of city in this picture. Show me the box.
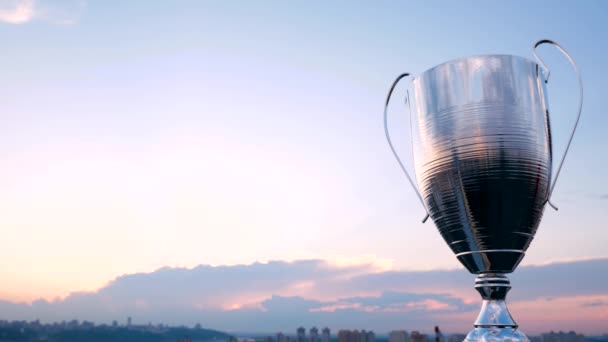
[0,320,605,342]
[0,319,227,342]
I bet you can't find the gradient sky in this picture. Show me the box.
[0,0,607,333]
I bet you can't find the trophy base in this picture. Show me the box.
[464,327,529,342]
[464,274,529,342]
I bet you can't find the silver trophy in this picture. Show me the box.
[383,39,583,341]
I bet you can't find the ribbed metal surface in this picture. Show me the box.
[411,55,552,273]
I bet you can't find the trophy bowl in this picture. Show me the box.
[383,39,582,342]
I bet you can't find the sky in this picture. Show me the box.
[0,0,607,335]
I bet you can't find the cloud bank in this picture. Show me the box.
[0,258,606,334]
[0,0,84,25]
[0,0,34,23]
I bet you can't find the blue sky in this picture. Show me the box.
[0,0,607,333]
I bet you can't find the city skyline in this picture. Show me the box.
[0,0,607,336]
[0,320,599,341]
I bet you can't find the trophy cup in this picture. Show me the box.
[383,39,583,342]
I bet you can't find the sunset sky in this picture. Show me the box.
[0,0,607,334]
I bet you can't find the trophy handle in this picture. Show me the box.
[384,73,430,223]
[532,39,584,211]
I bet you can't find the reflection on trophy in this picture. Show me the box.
[384,40,583,342]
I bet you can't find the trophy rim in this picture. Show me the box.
[413,54,539,82]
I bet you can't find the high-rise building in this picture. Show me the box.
[265,336,275,342]
[310,327,319,342]
[390,330,409,342]
[127,317,132,327]
[366,331,375,342]
[339,330,373,342]
[338,330,352,342]
[322,327,331,342]
[277,332,286,342]
[298,327,306,342]
[541,331,585,342]
[411,331,428,342]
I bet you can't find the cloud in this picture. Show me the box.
[0,0,34,23]
[0,258,607,334]
[306,291,476,314]
[581,300,608,307]
[0,0,85,25]
[344,257,608,303]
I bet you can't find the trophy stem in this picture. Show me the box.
[464,274,529,342]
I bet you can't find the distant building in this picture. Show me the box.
[81,321,95,329]
[390,330,410,342]
[127,317,132,327]
[67,320,79,329]
[277,332,286,342]
[366,331,375,342]
[229,336,239,342]
[322,327,331,342]
[265,336,275,342]
[411,331,428,342]
[311,327,319,342]
[541,331,585,342]
[338,330,354,342]
[338,329,374,342]
[286,336,293,342]
[298,327,306,342]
